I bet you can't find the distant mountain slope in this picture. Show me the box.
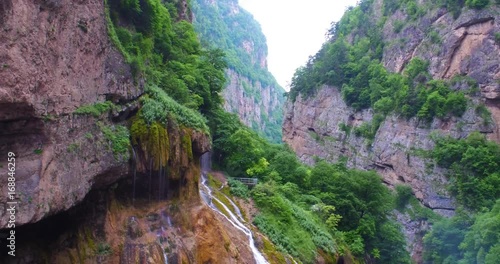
[192,0,285,142]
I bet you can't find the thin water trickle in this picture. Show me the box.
[131,147,137,204]
[199,152,268,264]
[221,192,245,222]
[149,158,153,202]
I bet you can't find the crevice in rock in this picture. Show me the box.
[454,17,494,30]
[0,103,46,161]
[441,32,468,78]
[421,202,455,211]
[0,0,12,26]
[443,17,495,79]
[373,161,394,170]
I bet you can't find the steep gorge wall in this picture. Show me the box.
[0,0,141,227]
[0,1,267,263]
[192,0,285,142]
[224,69,283,138]
[285,0,500,212]
[283,1,500,260]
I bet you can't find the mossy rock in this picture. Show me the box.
[131,116,169,171]
[181,129,193,161]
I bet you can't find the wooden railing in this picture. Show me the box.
[232,177,258,186]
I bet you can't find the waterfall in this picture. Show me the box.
[131,147,137,204]
[199,152,268,264]
[201,152,212,172]
[149,158,153,202]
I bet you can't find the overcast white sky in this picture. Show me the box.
[238,0,359,91]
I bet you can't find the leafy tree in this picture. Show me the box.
[466,0,490,9]
[423,215,469,263]
[460,200,500,264]
[432,132,500,209]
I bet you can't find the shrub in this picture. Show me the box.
[395,184,413,210]
[466,0,489,9]
[99,124,131,158]
[228,178,249,199]
[95,243,112,256]
[393,20,404,33]
[495,32,500,45]
[74,101,115,117]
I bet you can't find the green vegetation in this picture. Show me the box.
[466,0,490,9]
[101,0,228,162]
[393,20,404,33]
[74,101,116,117]
[95,242,112,256]
[141,85,209,132]
[67,143,80,153]
[476,103,493,126]
[395,184,413,211]
[384,0,465,18]
[424,203,500,264]
[432,132,500,210]
[99,124,131,158]
[107,0,227,117]
[211,108,410,263]
[289,0,469,141]
[424,133,500,263]
[227,178,250,199]
[495,32,500,45]
[191,0,277,88]
[99,1,500,264]
[191,0,285,143]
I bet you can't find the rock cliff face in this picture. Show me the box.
[0,0,141,227]
[224,69,283,136]
[1,128,253,263]
[283,0,500,260]
[192,0,285,142]
[0,0,274,263]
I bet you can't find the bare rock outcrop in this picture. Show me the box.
[0,0,141,227]
[283,4,500,260]
[224,69,283,134]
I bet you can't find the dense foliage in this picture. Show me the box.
[289,1,467,130]
[210,109,411,263]
[292,0,500,263]
[432,132,500,210]
[107,0,227,126]
[424,201,500,264]
[423,133,500,263]
[191,0,285,142]
[191,0,276,87]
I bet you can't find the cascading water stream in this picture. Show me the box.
[221,192,245,222]
[199,153,268,264]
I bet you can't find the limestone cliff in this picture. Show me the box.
[192,0,285,142]
[0,0,140,227]
[283,0,500,260]
[224,69,283,139]
[0,0,281,263]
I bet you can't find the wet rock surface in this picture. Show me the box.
[0,0,140,227]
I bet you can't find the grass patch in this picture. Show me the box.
[99,123,130,159]
[141,85,209,133]
[67,143,80,153]
[476,103,492,126]
[95,242,112,256]
[74,101,116,117]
